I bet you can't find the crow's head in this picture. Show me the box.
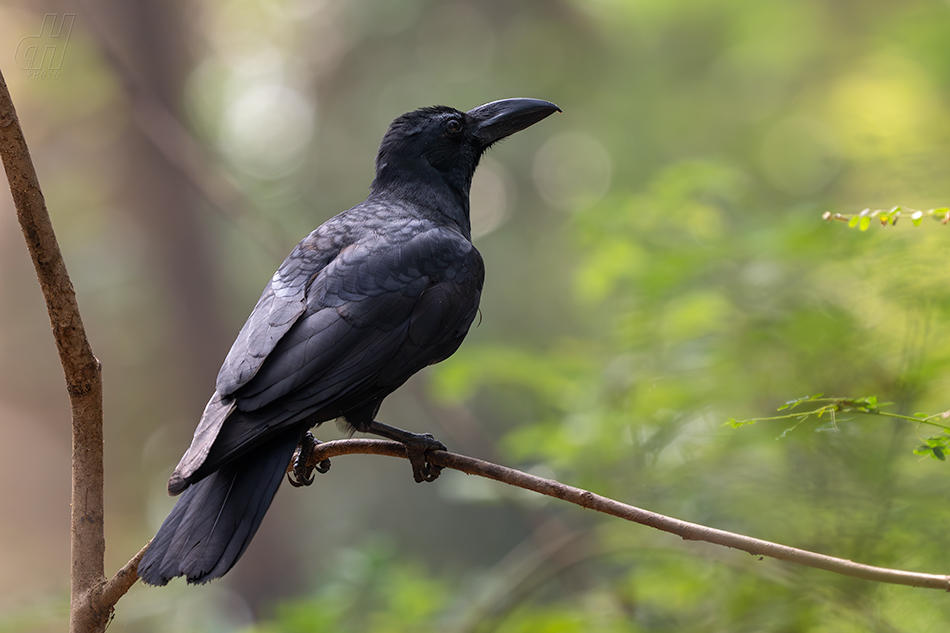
[372,98,560,223]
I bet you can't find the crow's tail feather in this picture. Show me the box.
[138,429,301,585]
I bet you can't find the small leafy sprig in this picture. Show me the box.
[728,394,950,461]
[822,206,950,231]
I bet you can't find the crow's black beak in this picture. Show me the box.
[468,98,561,148]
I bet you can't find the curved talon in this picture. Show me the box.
[364,421,447,483]
[403,434,447,483]
[288,469,315,487]
[287,431,328,487]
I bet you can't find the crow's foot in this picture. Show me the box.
[367,421,446,483]
[288,431,331,487]
[403,433,446,483]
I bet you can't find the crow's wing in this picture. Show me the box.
[234,227,482,407]
[169,226,482,491]
[168,234,337,491]
[216,234,340,396]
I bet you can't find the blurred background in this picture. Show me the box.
[2,0,950,631]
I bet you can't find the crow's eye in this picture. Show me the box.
[445,118,462,134]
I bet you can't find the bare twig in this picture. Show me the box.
[96,543,149,611]
[295,438,950,591]
[0,66,138,633]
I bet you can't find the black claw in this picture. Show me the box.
[365,421,447,483]
[288,469,315,488]
[403,433,446,483]
[288,432,329,487]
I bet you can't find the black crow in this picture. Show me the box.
[138,98,560,585]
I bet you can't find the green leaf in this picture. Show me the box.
[859,216,871,231]
[848,215,860,228]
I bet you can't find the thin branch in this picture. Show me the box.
[0,67,111,633]
[297,438,950,591]
[823,205,950,229]
[729,395,950,433]
[96,543,149,611]
[67,544,150,633]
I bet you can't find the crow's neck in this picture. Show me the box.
[371,165,473,239]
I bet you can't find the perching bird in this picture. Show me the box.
[138,97,560,585]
